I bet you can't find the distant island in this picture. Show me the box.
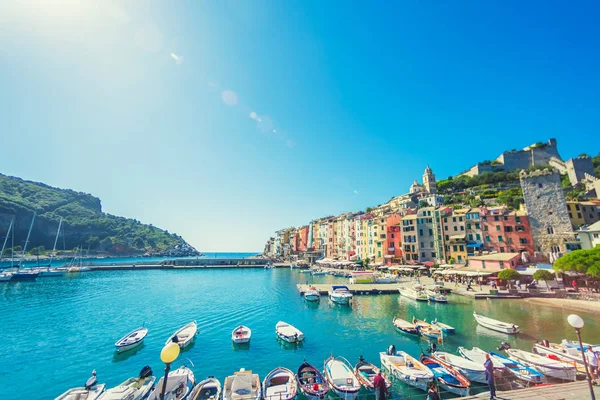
[0,173,199,258]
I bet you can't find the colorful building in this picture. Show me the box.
[442,208,468,264]
[480,206,535,255]
[416,207,435,261]
[385,213,403,265]
[401,212,419,262]
[567,201,600,229]
[468,253,522,272]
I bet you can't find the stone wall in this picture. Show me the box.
[566,156,595,185]
[519,169,576,255]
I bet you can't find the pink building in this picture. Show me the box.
[480,206,535,255]
[468,253,521,272]
[385,213,403,265]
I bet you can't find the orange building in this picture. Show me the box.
[385,213,403,265]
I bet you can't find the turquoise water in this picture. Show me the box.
[1,268,598,399]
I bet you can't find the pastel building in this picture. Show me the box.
[577,220,600,249]
[385,213,403,264]
[465,208,483,255]
[480,206,535,255]
[416,207,436,261]
[442,208,468,264]
[401,212,419,262]
[468,253,521,272]
[567,201,600,229]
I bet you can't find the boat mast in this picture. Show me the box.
[49,217,63,267]
[20,212,36,269]
[0,219,13,261]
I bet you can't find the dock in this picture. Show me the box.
[297,283,400,295]
[463,380,600,399]
[86,258,277,271]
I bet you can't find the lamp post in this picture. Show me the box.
[159,341,181,400]
[567,314,596,400]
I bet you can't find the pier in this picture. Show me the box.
[86,258,274,271]
[463,380,600,399]
[297,283,401,295]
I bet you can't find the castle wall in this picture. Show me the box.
[566,156,595,186]
[498,151,532,172]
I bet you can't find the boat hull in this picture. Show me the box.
[11,272,38,281]
[329,295,351,304]
[473,313,519,334]
[379,353,432,392]
[304,294,320,302]
[116,340,144,353]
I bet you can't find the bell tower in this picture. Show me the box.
[423,166,436,194]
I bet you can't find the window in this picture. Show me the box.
[496,225,501,231]
[432,252,436,258]
[576,204,581,211]
[421,252,425,258]
[593,233,599,239]
[421,242,424,248]
[459,245,464,251]
[453,245,458,251]
[547,226,554,234]
[494,216,499,221]
[498,236,503,242]
[505,226,513,232]
[444,218,448,223]
[476,233,481,240]
[482,216,487,222]
[507,238,513,244]
[458,255,463,261]
[504,216,508,221]
[499,261,505,269]
[577,213,582,219]
[390,242,394,247]
[429,229,433,235]
[445,235,449,241]
[454,226,458,231]
[519,238,528,244]
[485,235,491,242]
[484,225,489,231]
[515,216,521,223]
[445,226,448,231]
[475,223,480,229]
[378,251,381,257]
[568,213,573,219]
[430,241,434,247]
[460,226,464,231]
[500,247,505,253]
[482,260,486,269]
[453,217,456,222]
[391,233,395,239]
[459,217,463,222]
[419,229,423,236]
[538,183,543,188]
[467,223,471,229]
[468,234,473,240]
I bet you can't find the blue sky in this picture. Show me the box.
[1,1,599,251]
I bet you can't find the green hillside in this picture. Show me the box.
[0,173,197,256]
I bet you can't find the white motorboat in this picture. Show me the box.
[489,352,545,383]
[533,341,588,372]
[276,321,304,343]
[99,366,155,400]
[115,327,148,353]
[304,287,320,302]
[432,352,487,384]
[375,273,397,284]
[0,272,12,282]
[262,367,297,400]
[398,285,428,301]
[223,369,261,400]
[56,371,106,400]
[506,348,577,381]
[473,312,519,334]
[458,347,506,371]
[189,377,222,400]
[36,267,67,277]
[147,366,195,400]
[166,321,198,349]
[232,325,252,344]
[425,289,448,303]
[328,286,353,305]
[380,350,433,392]
[311,268,327,276]
[323,356,361,400]
[431,319,455,334]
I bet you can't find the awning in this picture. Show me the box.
[467,243,483,249]
[422,261,435,267]
[516,267,557,276]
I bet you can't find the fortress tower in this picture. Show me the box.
[423,166,437,194]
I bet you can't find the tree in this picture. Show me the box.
[497,269,521,289]
[554,247,600,280]
[362,258,370,269]
[366,207,374,213]
[532,270,555,290]
[86,236,100,249]
[30,246,45,256]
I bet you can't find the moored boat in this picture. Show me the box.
[0,272,12,282]
[379,348,434,392]
[166,321,198,349]
[232,325,252,344]
[115,327,148,353]
[473,312,519,334]
[99,366,155,400]
[147,366,195,400]
[398,285,428,301]
[489,352,545,383]
[431,319,455,334]
[420,354,470,397]
[323,356,361,400]
[506,348,577,381]
[311,268,327,276]
[432,352,487,384]
[392,318,418,336]
[189,377,222,400]
[262,367,297,400]
[354,356,391,392]
[223,368,261,400]
[276,321,304,343]
[36,267,67,277]
[425,289,448,303]
[533,341,588,373]
[412,318,443,340]
[56,370,106,400]
[458,347,507,371]
[296,361,329,400]
[304,287,320,302]
[328,286,353,305]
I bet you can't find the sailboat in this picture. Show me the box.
[36,218,67,277]
[0,219,15,282]
[11,212,39,281]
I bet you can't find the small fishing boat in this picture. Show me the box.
[398,285,428,301]
[115,327,148,353]
[56,370,106,400]
[0,272,12,282]
[99,366,155,400]
[425,289,448,303]
[354,356,391,392]
[311,269,327,276]
[36,267,67,277]
[380,349,433,392]
[323,356,361,400]
[392,318,418,336]
[223,369,261,400]
[166,321,198,349]
[299,270,311,274]
[189,377,222,400]
[412,318,443,340]
[276,321,304,343]
[458,347,506,371]
[506,348,577,381]
[489,352,545,383]
[304,287,321,302]
[420,354,470,397]
[560,339,600,352]
[262,367,298,400]
[147,366,195,400]
[296,361,329,400]
[473,312,519,334]
[533,341,588,372]
[232,325,252,344]
[431,319,455,334]
[431,352,487,384]
[328,286,353,305]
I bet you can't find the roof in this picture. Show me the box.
[469,252,521,261]
[578,220,600,233]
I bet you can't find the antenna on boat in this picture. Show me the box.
[0,219,13,260]
[49,217,63,268]
[184,357,195,367]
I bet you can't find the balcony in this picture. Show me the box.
[388,247,395,252]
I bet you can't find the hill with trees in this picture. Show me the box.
[0,173,198,257]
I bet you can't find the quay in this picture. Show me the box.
[297,283,401,295]
[86,258,275,271]
[463,380,600,399]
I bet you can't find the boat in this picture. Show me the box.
[262,367,298,400]
[299,270,311,274]
[276,321,304,343]
[147,366,195,400]
[189,377,222,400]
[328,286,353,305]
[323,356,361,400]
[115,327,148,353]
[392,318,419,336]
[99,366,155,400]
[379,349,433,392]
[473,312,520,334]
[398,285,428,301]
[11,212,39,281]
[56,370,106,400]
[232,325,252,344]
[349,271,375,284]
[424,289,448,303]
[506,348,577,381]
[354,356,391,392]
[458,347,506,371]
[431,319,455,334]
[166,321,198,349]
[489,352,545,383]
[560,339,600,352]
[420,354,470,397]
[296,361,329,400]
[412,318,443,340]
[431,352,487,384]
[223,369,261,400]
[36,218,66,278]
[304,287,321,302]
[374,273,397,284]
[0,272,12,282]
[311,268,327,276]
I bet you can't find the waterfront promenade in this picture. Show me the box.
[463,380,600,399]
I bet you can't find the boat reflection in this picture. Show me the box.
[112,343,145,362]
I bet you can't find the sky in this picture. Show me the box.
[1,1,599,252]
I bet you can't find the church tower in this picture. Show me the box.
[423,166,437,194]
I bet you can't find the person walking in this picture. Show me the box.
[484,353,496,399]
[426,382,440,400]
[587,346,599,380]
[373,371,389,400]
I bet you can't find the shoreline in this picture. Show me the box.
[524,297,600,313]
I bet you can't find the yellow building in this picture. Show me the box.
[567,201,600,229]
[401,213,419,262]
[441,208,468,264]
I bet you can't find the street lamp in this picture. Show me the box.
[567,314,596,400]
[159,341,181,400]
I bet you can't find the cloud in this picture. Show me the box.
[221,90,238,106]
[170,52,184,65]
